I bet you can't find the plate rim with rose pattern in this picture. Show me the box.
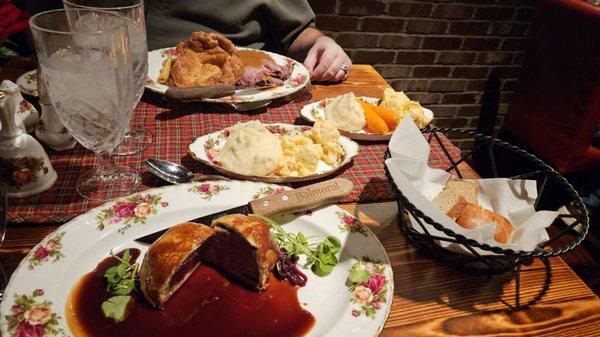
[16,69,38,97]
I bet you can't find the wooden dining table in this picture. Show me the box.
[1,57,600,336]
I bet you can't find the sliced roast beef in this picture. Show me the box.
[269,77,284,86]
[261,59,294,81]
[279,60,294,80]
[236,66,267,88]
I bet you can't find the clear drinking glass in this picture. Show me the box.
[30,9,141,200]
[63,0,152,156]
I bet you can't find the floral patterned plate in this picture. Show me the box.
[16,70,38,97]
[300,96,434,141]
[146,47,310,104]
[0,180,392,337]
[188,123,360,183]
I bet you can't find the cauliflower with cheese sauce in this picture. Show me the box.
[309,119,344,165]
[379,88,433,128]
[276,119,344,177]
[277,134,323,177]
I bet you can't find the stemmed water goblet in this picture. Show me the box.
[62,0,152,156]
[30,9,140,200]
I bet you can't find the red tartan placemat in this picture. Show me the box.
[7,93,460,223]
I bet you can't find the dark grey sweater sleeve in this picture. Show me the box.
[263,0,315,54]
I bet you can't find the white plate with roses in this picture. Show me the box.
[0,180,392,337]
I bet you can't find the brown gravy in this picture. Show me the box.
[238,50,275,68]
[66,249,314,337]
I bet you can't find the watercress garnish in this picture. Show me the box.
[251,214,341,277]
[104,249,138,295]
[101,295,134,323]
[308,236,341,277]
[101,249,139,323]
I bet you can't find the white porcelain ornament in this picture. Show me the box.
[0,80,39,133]
[0,80,57,198]
[35,68,76,151]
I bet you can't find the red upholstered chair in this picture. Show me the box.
[501,0,600,174]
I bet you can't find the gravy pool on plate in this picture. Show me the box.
[66,249,315,337]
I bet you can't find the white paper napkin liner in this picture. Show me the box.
[389,115,430,161]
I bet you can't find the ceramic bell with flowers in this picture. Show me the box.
[0,80,57,198]
[0,80,39,133]
[35,66,76,151]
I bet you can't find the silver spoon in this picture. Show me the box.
[145,158,230,184]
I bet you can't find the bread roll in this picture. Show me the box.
[445,196,469,221]
[455,203,513,244]
[432,179,479,219]
[433,178,513,244]
[445,179,478,203]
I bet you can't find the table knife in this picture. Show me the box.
[164,83,276,101]
[134,178,354,244]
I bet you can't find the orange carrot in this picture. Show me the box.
[371,105,399,130]
[357,100,389,133]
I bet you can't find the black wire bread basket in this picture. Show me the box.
[384,127,590,273]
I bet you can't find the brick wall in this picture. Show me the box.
[307,0,537,151]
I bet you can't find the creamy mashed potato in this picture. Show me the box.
[380,88,432,128]
[218,121,282,176]
[325,92,366,132]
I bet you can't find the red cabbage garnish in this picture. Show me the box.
[275,249,307,287]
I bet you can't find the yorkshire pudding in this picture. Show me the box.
[170,32,244,87]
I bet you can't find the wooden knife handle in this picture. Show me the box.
[249,178,354,216]
[164,84,236,100]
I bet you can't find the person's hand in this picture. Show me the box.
[303,36,351,83]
